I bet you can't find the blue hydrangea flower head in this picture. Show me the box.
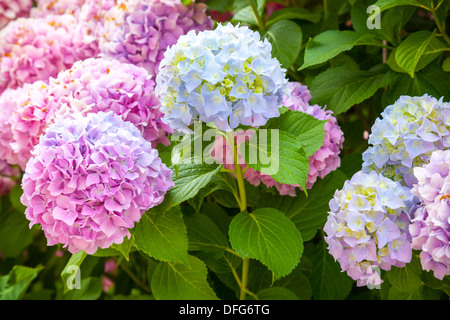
[155,22,288,132]
[362,94,450,187]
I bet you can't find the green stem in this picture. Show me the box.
[226,132,250,300]
[119,262,151,294]
[249,1,265,31]
[431,2,450,46]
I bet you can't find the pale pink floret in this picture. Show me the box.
[0,0,33,29]
[99,0,214,77]
[0,81,55,170]
[0,14,98,94]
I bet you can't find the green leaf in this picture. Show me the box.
[256,170,347,241]
[310,65,392,114]
[241,130,310,189]
[228,208,304,279]
[290,170,347,241]
[0,265,44,300]
[309,239,353,300]
[257,287,299,300]
[264,20,302,69]
[9,184,26,213]
[383,63,450,106]
[111,236,134,261]
[0,207,34,258]
[351,0,416,45]
[421,268,450,296]
[61,251,87,294]
[443,56,450,72]
[387,254,422,294]
[232,5,258,26]
[152,163,221,215]
[395,30,437,78]
[133,206,189,265]
[151,255,219,300]
[373,0,426,11]
[273,265,312,300]
[266,7,321,26]
[299,30,382,70]
[184,212,230,259]
[266,109,327,157]
[58,277,103,300]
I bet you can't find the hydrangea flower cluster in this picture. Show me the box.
[0,160,20,196]
[156,22,288,132]
[362,95,450,187]
[0,14,98,93]
[0,81,55,170]
[99,0,214,77]
[48,57,173,147]
[211,81,343,196]
[21,111,174,254]
[409,150,450,280]
[0,0,32,29]
[324,171,414,287]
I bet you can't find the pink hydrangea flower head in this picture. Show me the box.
[0,87,19,163]
[0,0,33,29]
[410,149,450,280]
[0,160,20,196]
[324,170,414,287]
[0,14,98,94]
[21,111,174,254]
[99,0,214,77]
[0,81,56,170]
[48,57,173,147]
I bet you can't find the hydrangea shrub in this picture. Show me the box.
[0,0,449,302]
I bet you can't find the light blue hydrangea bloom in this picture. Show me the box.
[155,22,288,132]
[362,94,450,187]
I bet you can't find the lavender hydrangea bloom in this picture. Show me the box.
[0,14,98,93]
[324,171,414,287]
[362,95,450,187]
[156,22,288,132]
[49,57,173,147]
[0,0,33,29]
[410,150,450,280]
[21,111,174,254]
[99,0,214,77]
